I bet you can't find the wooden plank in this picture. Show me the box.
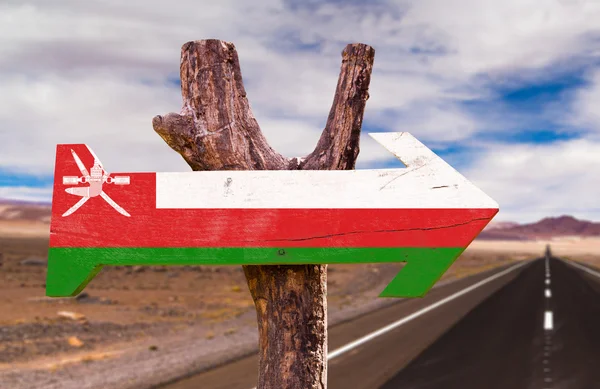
[49,208,497,248]
[155,132,498,209]
[46,132,499,298]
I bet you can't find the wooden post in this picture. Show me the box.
[152,39,375,389]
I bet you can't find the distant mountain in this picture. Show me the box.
[0,199,51,224]
[510,216,600,237]
[0,198,51,206]
[477,229,530,241]
[483,221,520,231]
[479,215,600,240]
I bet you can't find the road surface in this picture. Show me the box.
[380,257,600,389]
[159,261,524,389]
[159,257,600,389]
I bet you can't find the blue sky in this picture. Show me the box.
[1,0,600,222]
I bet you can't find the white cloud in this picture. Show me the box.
[0,73,189,174]
[567,69,600,136]
[367,102,479,142]
[0,186,52,203]
[1,0,600,220]
[464,138,600,223]
[400,0,600,76]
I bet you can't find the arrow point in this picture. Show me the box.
[367,132,406,146]
[368,132,439,169]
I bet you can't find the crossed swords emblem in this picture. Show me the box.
[62,146,131,217]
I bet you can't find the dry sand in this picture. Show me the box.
[0,220,49,238]
[466,238,600,269]
[467,237,600,257]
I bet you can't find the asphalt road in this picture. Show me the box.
[159,261,528,389]
[380,257,600,389]
[159,257,600,389]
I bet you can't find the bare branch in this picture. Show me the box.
[301,44,375,170]
[152,39,375,389]
[152,40,289,171]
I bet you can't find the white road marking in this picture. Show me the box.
[248,262,528,389]
[544,311,554,330]
[542,293,554,389]
[564,260,600,279]
[327,262,527,360]
[541,257,554,386]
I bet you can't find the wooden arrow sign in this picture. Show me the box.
[47,132,498,298]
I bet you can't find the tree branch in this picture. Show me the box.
[152,39,375,389]
[301,44,375,170]
[152,39,289,171]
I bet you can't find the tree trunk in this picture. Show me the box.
[153,39,375,389]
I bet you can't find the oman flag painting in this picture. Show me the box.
[47,132,498,298]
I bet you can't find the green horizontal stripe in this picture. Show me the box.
[46,247,465,298]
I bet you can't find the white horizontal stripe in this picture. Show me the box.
[156,133,499,209]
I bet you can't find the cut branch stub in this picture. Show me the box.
[152,39,375,389]
[152,39,288,171]
[301,43,375,170]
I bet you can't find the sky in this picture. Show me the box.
[1,0,600,223]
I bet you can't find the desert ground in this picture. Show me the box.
[1,227,599,389]
[468,237,600,267]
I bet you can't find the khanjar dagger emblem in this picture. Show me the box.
[62,146,131,217]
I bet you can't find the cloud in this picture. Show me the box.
[0,73,189,174]
[1,0,600,220]
[400,0,600,77]
[567,69,600,136]
[0,185,52,203]
[464,137,600,222]
[367,102,479,142]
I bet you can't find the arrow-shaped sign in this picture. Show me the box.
[47,132,498,298]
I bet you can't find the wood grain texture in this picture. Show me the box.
[46,141,497,298]
[48,138,496,298]
[154,133,498,209]
[151,39,376,389]
[152,40,289,172]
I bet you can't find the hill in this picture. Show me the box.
[479,215,600,240]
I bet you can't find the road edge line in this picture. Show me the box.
[327,260,529,360]
[248,260,529,389]
[560,258,600,279]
